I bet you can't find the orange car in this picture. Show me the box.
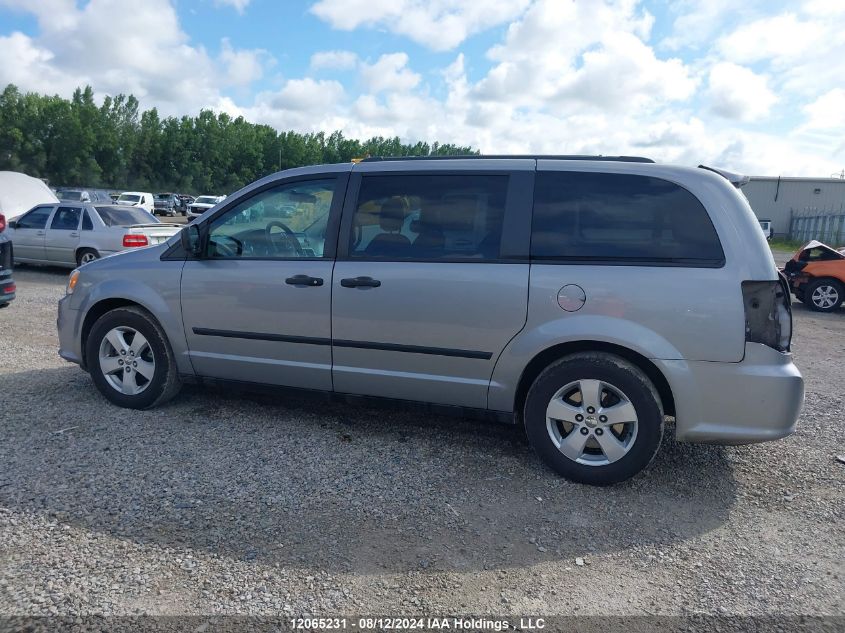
[782,240,845,312]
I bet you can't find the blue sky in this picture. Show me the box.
[0,0,843,175]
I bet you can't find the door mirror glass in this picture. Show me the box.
[181,224,203,257]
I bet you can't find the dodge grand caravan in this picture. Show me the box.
[57,156,804,485]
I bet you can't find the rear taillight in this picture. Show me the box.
[0,214,6,232]
[123,234,149,247]
[742,275,792,352]
[3,283,15,294]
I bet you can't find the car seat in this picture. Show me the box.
[364,199,411,258]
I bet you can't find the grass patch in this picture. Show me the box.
[769,238,804,251]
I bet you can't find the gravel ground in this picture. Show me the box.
[0,260,843,622]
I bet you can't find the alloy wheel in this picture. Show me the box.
[98,326,156,395]
[811,284,839,310]
[545,379,639,466]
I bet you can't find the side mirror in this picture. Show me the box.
[180,224,203,258]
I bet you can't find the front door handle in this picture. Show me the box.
[285,274,323,287]
[340,276,381,288]
[69,232,79,237]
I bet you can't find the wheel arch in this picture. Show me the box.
[513,340,675,422]
[80,298,152,368]
[807,275,844,288]
[75,246,99,262]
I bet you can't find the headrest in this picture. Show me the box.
[379,198,405,231]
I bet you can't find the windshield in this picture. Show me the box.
[195,196,218,205]
[155,194,173,200]
[118,194,141,203]
[95,206,157,226]
[58,191,83,201]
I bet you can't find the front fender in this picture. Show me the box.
[70,257,192,374]
[487,314,684,412]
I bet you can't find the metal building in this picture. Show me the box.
[742,176,845,239]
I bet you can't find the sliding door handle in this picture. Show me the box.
[285,274,323,287]
[340,276,381,288]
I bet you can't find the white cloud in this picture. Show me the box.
[802,89,845,131]
[219,38,272,86]
[707,62,777,122]
[310,50,358,70]
[0,32,79,95]
[716,8,845,96]
[214,0,250,13]
[661,0,757,51]
[473,0,688,113]
[359,53,420,94]
[309,0,531,51]
[0,0,273,114]
[269,78,345,113]
[717,13,822,64]
[0,0,842,177]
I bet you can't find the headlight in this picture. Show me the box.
[67,269,80,295]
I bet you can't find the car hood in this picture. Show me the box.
[791,240,845,262]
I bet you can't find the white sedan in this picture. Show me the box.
[7,203,181,268]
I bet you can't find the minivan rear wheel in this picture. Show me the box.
[524,353,664,485]
[86,306,182,409]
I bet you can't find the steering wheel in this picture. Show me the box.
[265,220,303,256]
[211,235,243,258]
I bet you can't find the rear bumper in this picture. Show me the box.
[656,342,804,445]
[0,237,14,305]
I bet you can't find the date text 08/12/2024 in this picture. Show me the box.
[289,617,546,630]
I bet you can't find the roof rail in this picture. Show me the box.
[360,154,655,163]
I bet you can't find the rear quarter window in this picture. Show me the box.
[531,171,724,266]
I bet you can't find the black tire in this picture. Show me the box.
[76,248,100,266]
[85,306,182,409]
[805,278,843,313]
[524,352,664,485]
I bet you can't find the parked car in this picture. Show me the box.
[56,189,91,202]
[54,188,113,204]
[0,212,15,307]
[153,193,182,217]
[8,203,181,267]
[177,195,195,216]
[187,195,226,219]
[0,170,60,307]
[782,240,845,312]
[117,191,155,213]
[758,219,773,241]
[57,156,803,485]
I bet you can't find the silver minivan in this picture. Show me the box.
[57,157,804,484]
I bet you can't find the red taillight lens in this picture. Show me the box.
[123,234,149,247]
[3,283,15,294]
[0,214,6,232]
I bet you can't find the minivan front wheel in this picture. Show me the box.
[524,353,664,485]
[86,306,182,409]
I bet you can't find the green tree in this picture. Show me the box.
[0,83,479,194]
